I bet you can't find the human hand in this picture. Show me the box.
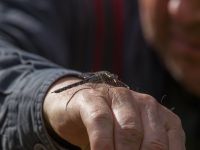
[43,77,186,150]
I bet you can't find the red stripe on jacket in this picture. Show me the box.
[93,0,105,71]
[112,0,124,77]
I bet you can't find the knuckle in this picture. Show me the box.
[120,125,143,143]
[90,109,113,123]
[141,93,156,101]
[174,115,182,127]
[140,93,158,107]
[170,112,183,128]
[165,110,186,140]
[172,114,186,139]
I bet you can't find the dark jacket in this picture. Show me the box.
[0,0,199,149]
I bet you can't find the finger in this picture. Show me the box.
[137,94,169,150]
[160,106,186,150]
[79,89,114,150]
[110,88,143,150]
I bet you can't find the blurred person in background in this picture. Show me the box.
[0,0,198,149]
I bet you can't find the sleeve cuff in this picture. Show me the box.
[34,69,81,150]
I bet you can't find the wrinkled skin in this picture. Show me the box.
[43,78,185,150]
[139,0,200,96]
[42,0,191,149]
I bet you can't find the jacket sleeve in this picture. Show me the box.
[0,0,80,149]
